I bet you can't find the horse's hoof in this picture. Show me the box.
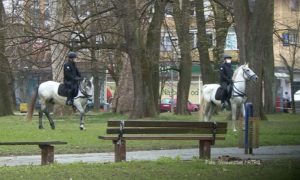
[38,126,44,129]
[80,125,85,131]
[51,125,55,130]
[80,127,85,131]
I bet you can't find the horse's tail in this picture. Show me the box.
[27,87,38,121]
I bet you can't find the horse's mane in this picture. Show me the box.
[232,65,244,80]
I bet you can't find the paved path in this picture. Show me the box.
[1,145,300,166]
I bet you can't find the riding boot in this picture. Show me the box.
[226,99,231,111]
[66,96,73,106]
[221,93,227,110]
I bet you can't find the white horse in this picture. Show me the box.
[27,77,94,130]
[201,64,258,132]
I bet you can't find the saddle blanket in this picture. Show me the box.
[57,84,68,97]
[215,87,224,100]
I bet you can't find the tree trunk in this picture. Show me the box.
[50,0,72,82]
[233,0,274,119]
[146,0,167,112]
[261,1,275,114]
[122,0,157,118]
[0,0,13,115]
[195,0,215,84]
[173,0,192,115]
[112,57,134,114]
[211,0,232,71]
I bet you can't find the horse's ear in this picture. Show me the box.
[90,76,94,82]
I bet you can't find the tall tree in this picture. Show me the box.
[211,0,233,66]
[0,0,13,115]
[172,0,192,114]
[233,0,274,118]
[195,0,215,84]
[116,0,166,118]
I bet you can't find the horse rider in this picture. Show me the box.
[219,55,233,110]
[64,51,82,106]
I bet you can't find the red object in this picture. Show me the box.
[159,98,199,112]
[275,96,281,112]
[106,88,112,99]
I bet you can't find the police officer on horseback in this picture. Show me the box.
[219,55,233,110]
[64,52,82,106]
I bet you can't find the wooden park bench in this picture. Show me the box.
[0,141,67,165]
[99,120,227,162]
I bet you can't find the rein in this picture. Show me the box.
[75,81,93,100]
[232,82,246,97]
[231,67,253,97]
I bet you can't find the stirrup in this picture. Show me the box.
[66,100,73,106]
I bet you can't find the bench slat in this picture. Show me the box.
[99,135,225,141]
[107,120,227,128]
[0,141,67,145]
[106,127,227,134]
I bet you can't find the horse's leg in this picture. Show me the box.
[231,102,238,132]
[79,111,85,130]
[38,110,44,129]
[38,101,46,129]
[44,103,55,130]
[208,103,216,121]
[203,102,210,122]
[75,103,85,130]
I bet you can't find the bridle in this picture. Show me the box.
[75,79,93,100]
[232,66,257,97]
[242,67,257,81]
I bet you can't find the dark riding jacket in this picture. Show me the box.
[64,60,81,84]
[63,60,81,98]
[219,63,233,85]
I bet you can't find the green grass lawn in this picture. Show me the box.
[0,159,299,180]
[0,112,299,155]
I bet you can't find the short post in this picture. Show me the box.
[244,102,253,154]
[39,145,54,165]
[113,140,126,162]
[199,140,211,159]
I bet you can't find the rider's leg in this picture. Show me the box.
[221,89,227,109]
[226,84,232,110]
[66,89,73,105]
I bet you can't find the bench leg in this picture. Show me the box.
[39,145,54,165]
[199,140,211,159]
[113,140,126,162]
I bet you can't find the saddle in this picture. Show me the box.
[58,83,79,97]
[215,87,224,100]
[58,84,69,97]
[215,85,232,101]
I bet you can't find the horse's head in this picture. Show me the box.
[241,63,258,82]
[79,77,94,98]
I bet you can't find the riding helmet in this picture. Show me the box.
[223,54,232,59]
[68,52,77,59]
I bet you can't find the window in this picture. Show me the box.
[288,29,299,45]
[282,30,299,46]
[161,35,173,51]
[290,0,299,11]
[190,30,214,49]
[165,3,173,16]
[189,30,197,49]
[225,28,238,50]
[190,1,196,16]
[282,32,289,46]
